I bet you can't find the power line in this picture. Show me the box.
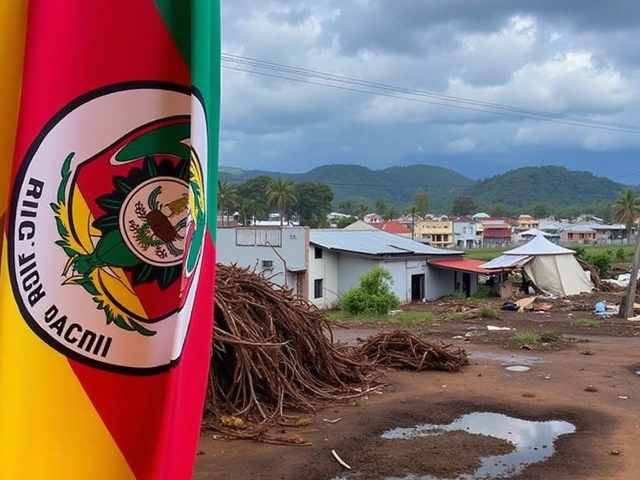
[222,53,640,134]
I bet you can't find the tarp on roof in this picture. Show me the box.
[310,230,462,256]
[504,233,574,255]
[429,258,493,275]
[481,254,531,269]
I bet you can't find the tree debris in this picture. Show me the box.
[358,331,469,372]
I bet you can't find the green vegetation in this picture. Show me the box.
[464,166,625,209]
[572,318,602,327]
[326,310,437,324]
[340,267,401,316]
[611,188,640,239]
[513,331,540,344]
[219,163,637,219]
[477,305,500,319]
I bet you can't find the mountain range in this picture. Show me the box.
[219,164,638,213]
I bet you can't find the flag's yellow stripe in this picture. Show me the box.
[0,0,27,217]
[0,242,136,480]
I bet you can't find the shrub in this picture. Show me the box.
[471,289,490,299]
[588,251,612,277]
[477,305,499,319]
[616,248,627,262]
[340,266,401,316]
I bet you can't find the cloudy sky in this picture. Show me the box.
[220,0,640,182]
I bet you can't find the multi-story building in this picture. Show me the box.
[452,216,482,248]
[414,218,454,248]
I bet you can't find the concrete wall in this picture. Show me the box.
[216,226,309,295]
[337,255,379,295]
[425,266,455,300]
[308,247,339,309]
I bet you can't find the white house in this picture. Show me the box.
[216,226,309,297]
[452,216,482,248]
[308,230,489,309]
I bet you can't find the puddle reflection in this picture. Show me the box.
[380,412,575,479]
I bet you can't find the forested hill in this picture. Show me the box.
[463,166,628,208]
[219,163,634,211]
[219,163,474,211]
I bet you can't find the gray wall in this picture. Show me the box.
[216,226,308,291]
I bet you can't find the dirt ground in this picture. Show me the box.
[194,292,640,480]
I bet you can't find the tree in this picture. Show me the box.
[266,178,297,226]
[612,188,640,240]
[340,266,401,316]
[356,203,369,220]
[217,179,237,227]
[405,204,420,240]
[489,203,509,218]
[237,198,258,226]
[532,203,551,220]
[413,192,430,216]
[294,182,333,228]
[336,216,358,228]
[236,175,274,220]
[374,198,388,219]
[385,206,399,220]
[451,195,477,216]
[337,199,356,216]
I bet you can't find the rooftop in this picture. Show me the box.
[310,230,462,256]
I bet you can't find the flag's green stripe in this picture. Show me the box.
[153,0,220,241]
[153,0,192,68]
[192,0,221,240]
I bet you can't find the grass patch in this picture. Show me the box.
[442,311,468,321]
[477,305,500,319]
[465,244,635,263]
[325,310,438,324]
[513,331,540,345]
[572,318,602,327]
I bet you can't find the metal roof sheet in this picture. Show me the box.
[310,230,462,256]
[429,258,493,274]
[481,254,531,269]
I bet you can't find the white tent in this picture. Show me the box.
[481,233,592,297]
[519,228,552,237]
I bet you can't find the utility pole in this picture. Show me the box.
[623,221,640,319]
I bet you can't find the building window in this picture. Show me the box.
[314,247,323,259]
[314,279,323,299]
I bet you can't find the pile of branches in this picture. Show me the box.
[207,264,375,424]
[359,331,469,372]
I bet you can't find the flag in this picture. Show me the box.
[0,1,220,479]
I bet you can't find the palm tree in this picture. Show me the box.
[612,188,640,241]
[237,198,257,226]
[406,205,420,240]
[266,179,297,226]
[217,180,237,227]
[356,203,368,221]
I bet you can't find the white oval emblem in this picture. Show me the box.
[7,83,208,373]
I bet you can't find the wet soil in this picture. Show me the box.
[194,291,640,480]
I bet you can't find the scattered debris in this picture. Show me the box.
[323,418,342,424]
[487,325,511,331]
[584,385,598,392]
[331,449,352,470]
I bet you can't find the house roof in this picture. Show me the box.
[310,230,462,256]
[520,228,552,237]
[429,258,493,275]
[370,221,411,234]
[483,228,512,238]
[342,220,378,231]
[564,224,596,233]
